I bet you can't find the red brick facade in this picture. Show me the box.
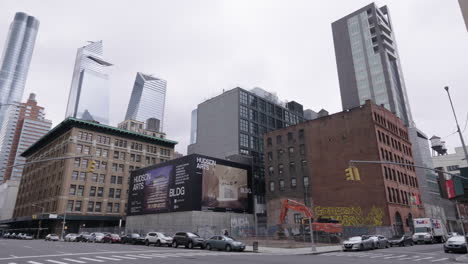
[264,101,424,235]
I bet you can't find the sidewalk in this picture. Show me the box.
[456,254,468,263]
[245,244,342,255]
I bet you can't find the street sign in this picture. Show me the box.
[49,214,58,219]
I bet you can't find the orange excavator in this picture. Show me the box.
[278,199,343,240]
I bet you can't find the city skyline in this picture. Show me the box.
[0,0,466,155]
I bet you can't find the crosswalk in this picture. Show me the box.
[5,251,261,264]
[321,252,450,262]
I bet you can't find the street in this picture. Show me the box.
[0,239,463,264]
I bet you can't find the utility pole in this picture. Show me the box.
[444,86,468,243]
[32,204,45,239]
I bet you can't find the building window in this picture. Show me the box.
[97,187,104,197]
[136,155,141,162]
[278,164,284,174]
[447,165,459,171]
[69,185,76,195]
[240,119,249,132]
[91,173,98,182]
[83,146,90,154]
[117,176,123,184]
[120,152,126,161]
[288,147,294,157]
[74,201,82,212]
[109,188,115,198]
[289,162,295,174]
[268,166,274,176]
[102,149,108,158]
[299,144,305,155]
[67,200,74,212]
[279,180,285,191]
[119,164,124,172]
[240,133,249,148]
[303,176,309,187]
[76,144,82,153]
[276,135,282,144]
[74,158,80,168]
[277,149,284,159]
[267,152,273,161]
[116,189,121,199]
[77,185,84,196]
[88,201,94,212]
[107,203,113,213]
[267,137,272,146]
[114,203,120,213]
[90,186,96,196]
[287,132,293,142]
[72,171,79,181]
[113,151,119,159]
[251,136,259,150]
[240,105,248,119]
[81,159,88,169]
[79,172,86,181]
[249,109,258,121]
[250,123,259,135]
[298,129,304,140]
[291,177,297,188]
[240,91,248,105]
[269,181,275,192]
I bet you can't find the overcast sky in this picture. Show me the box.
[1,0,467,154]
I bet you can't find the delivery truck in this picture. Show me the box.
[412,218,447,244]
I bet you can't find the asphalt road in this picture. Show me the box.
[0,239,463,264]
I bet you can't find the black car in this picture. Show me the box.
[121,233,145,245]
[389,235,414,247]
[172,232,205,249]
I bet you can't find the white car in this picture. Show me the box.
[23,234,33,240]
[364,235,389,249]
[444,236,467,253]
[64,233,79,242]
[144,232,173,247]
[342,236,374,251]
[89,232,106,243]
[45,234,60,241]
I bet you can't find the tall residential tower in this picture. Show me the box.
[0,12,40,182]
[65,41,112,124]
[124,72,167,132]
[332,3,412,126]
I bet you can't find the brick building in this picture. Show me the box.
[264,100,425,236]
[10,118,176,236]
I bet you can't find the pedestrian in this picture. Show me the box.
[224,230,229,236]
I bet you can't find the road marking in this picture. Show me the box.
[369,254,393,258]
[95,256,121,261]
[46,260,68,264]
[24,246,32,248]
[79,257,104,262]
[27,262,43,264]
[399,256,419,260]
[384,255,407,259]
[125,254,152,259]
[430,258,449,262]
[413,257,434,261]
[62,259,86,263]
[110,255,137,260]
[10,255,18,258]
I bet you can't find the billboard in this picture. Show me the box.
[128,154,251,216]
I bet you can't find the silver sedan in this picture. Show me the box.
[342,236,374,251]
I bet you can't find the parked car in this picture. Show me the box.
[444,236,467,253]
[144,232,173,247]
[342,236,374,251]
[364,235,389,249]
[89,232,106,243]
[45,234,60,241]
[448,232,460,238]
[172,232,205,249]
[204,236,245,252]
[102,233,121,243]
[64,233,78,242]
[121,233,145,245]
[76,232,92,242]
[389,235,414,247]
[23,234,33,240]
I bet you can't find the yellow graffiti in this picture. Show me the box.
[315,206,385,226]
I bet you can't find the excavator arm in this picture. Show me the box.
[279,199,313,225]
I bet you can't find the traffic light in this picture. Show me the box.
[345,166,361,181]
[88,160,96,173]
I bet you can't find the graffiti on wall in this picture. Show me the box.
[315,206,385,226]
[231,216,254,237]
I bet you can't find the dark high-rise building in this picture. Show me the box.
[332,3,412,126]
[187,87,306,227]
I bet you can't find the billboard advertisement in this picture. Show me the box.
[128,154,251,216]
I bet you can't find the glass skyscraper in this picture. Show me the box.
[0,12,39,182]
[124,72,167,132]
[332,3,413,126]
[65,41,112,124]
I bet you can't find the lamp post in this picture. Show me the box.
[61,207,67,240]
[444,86,468,242]
[32,203,45,239]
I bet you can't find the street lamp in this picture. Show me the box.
[61,208,67,240]
[32,203,45,239]
[444,86,468,244]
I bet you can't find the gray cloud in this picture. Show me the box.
[0,0,467,154]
